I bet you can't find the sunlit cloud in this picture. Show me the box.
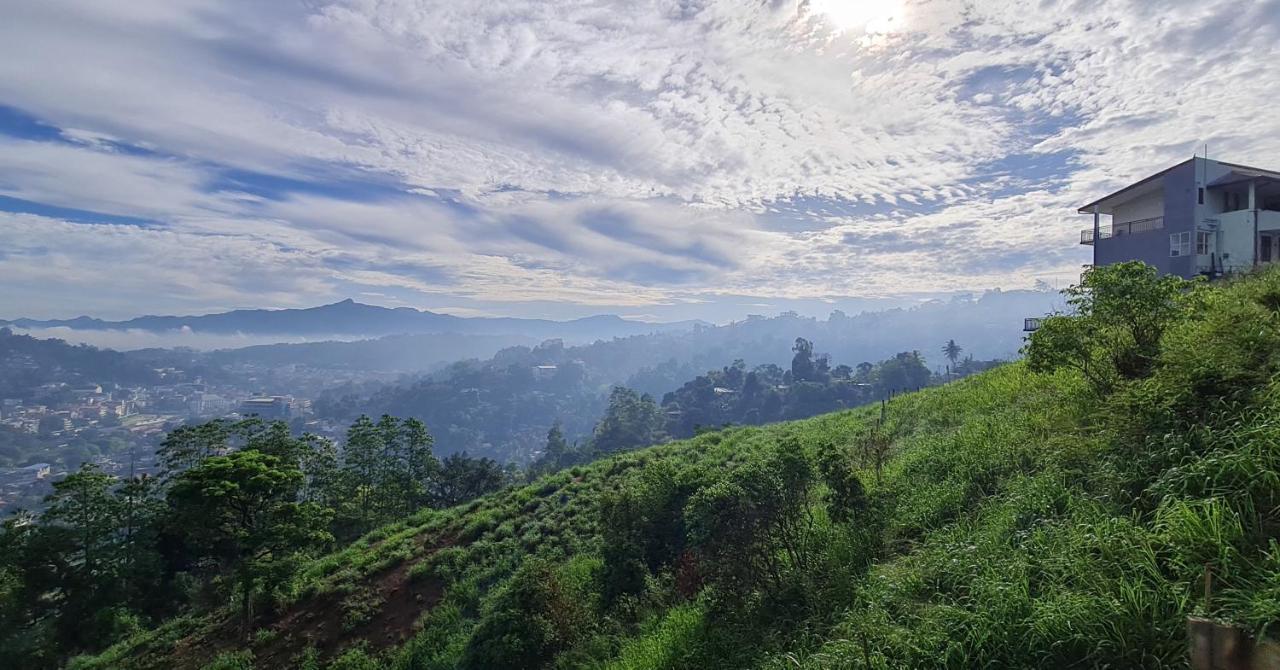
[0,0,1277,321]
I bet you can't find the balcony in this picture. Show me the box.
[1080,216,1164,245]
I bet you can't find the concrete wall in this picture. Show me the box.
[1257,210,1280,232]
[1163,159,1199,277]
[1096,227,1176,274]
[1218,210,1255,273]
[1113,189,1163,224]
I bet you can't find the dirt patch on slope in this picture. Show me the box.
[254,560,445,666]
[169,535,454,669]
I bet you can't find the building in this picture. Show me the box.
[238,395,293,420]
[1080,156,1280,278]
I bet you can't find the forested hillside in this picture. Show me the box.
[314,337,996,464]
[15,263,1280,669]
[0,328,164,398]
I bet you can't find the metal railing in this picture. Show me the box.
[1080,216,1164,245]
[1023,317,1043,332]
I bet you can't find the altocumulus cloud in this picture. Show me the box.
[0,0,1278,320]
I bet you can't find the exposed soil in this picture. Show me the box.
[167,534,454,669]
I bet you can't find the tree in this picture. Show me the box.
[111,474,164,608]
[684,440,818,599]
[544,420,568,465]
[1024,261,1198,394]
[791,337,815,382]
[816,441,867,524]
[461,559,594,670]
[591,387,665,454]
[43,464,120,589]
[876,351,931,393]
[434,453,506,507]
[158,418,272,476]
[600,462,692,602]
[167,449,332,633]
[341,415,382,534]
[942,339,963,368]
[400,417,437,512]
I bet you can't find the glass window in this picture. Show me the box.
[1170,232,1191,257]
[1196,231,1212,255]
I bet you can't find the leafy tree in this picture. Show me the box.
[791,337,815,382]
[43,464,119,585]
[816,441,867,524]
[400,417,438,512]
[1025,261,1198,394]
[543,420,569,465]
[600,462,695,603]
[158,418,267,475]
[591,387,665,454]
[434,453,506,507]
[341,415,383,534]
[684,440,818,598]
[875,351,931,393]
[167,449,333,633]
[111,474,164,608]
[461,558,595,670]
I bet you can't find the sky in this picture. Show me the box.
[1,0,1279,323]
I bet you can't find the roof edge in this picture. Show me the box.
[1077,157,1194,214]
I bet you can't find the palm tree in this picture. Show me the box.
[942,339,963,369]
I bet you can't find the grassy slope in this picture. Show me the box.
[79,269,1280,670]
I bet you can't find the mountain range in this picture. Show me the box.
[0,299,707,342]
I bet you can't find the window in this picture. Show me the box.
[1170,232,1191,257]
[1196,231,1212,255]
[1198,187,1205,205]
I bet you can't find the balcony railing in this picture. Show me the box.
[1080,216,1164,245]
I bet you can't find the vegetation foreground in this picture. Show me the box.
[20,262,1280,668]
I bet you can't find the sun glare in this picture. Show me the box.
[810,0,906,34]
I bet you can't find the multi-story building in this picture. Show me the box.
[238,395,293,420]
[1080,156,1280,278]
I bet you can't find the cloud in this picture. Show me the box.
[0,0,1278,321]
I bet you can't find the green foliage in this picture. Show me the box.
[942,338,963,366]
[201,650,254,670]
[69,266,1280,670]
[684,440,819,599]
[816,441,866,524]
[1025,261,1199,393]
[604,604,705,670]
[592,387,666,454]
[600,462,695,604]
[661,348,949,441]
[169,448,333,633]
[461,557,599,670]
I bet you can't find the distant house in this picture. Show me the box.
[1080,156,1280,278]
[0,463,51,487]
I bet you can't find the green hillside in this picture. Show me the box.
[74,264,1280,669]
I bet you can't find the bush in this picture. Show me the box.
[201,650,254,670]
